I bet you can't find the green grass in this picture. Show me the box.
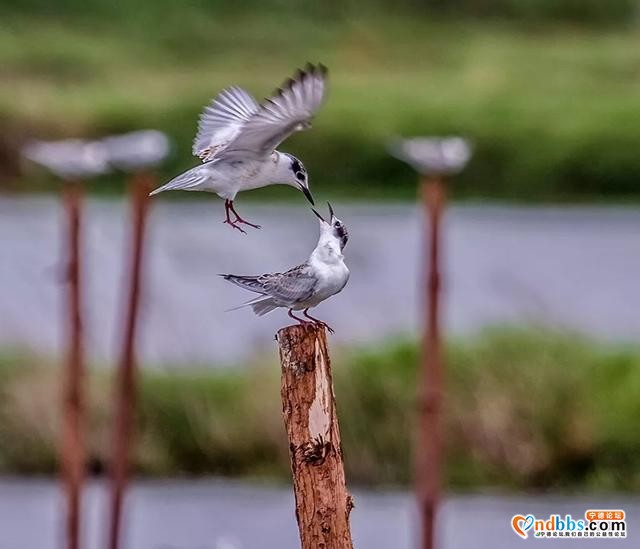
[1,327,640,491]
[3,7,640,200]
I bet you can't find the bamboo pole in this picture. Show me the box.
[107,172,153,549]
[417,175,445,549]
[277,324,354,549]
[60,181,86,549]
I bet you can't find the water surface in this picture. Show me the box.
[1,197,638,366]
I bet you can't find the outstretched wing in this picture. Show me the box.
[193,86,260,162]
[222,263,317,305]
[222,63,328,160]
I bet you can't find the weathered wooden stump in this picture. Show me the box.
[277,324,354,549]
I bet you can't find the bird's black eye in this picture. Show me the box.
[296,171,305,181]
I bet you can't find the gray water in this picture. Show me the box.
[1,196,639,366]
[0,478,637,549]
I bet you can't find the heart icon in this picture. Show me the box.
[511,514,536,539]
[523,514,535,531]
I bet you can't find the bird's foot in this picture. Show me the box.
[306,319,335,333]
[235,218,262,230]
[314,321,335,334]
[288,309,313,327]
[228,201,262,229]
[223,219,247,234]
[302,309,335,333]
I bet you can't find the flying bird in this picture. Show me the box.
[221,203,349,332]
[150,63,328,233]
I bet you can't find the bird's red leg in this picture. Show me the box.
[303,308,335,334]
[228,201,261,230]
[288,309,311,326]
[223,200,246,234]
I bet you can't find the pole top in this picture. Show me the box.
[387,136,472,177]
[22,130,171,180]
[100,130,170,172]
[22,138,112,180]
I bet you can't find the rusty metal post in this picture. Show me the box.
[418,175,445,549]
[107,172,153,549]
[61,182,86,549]
[387,135,469,549]
[277,324,355,549]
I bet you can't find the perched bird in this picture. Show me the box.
[221,203,349,332]
[150,63,328,233]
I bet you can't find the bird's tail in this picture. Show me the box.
[250,298,278,317]
[226,295,278,317]
[149,165,208,196]
[220,274,278,316]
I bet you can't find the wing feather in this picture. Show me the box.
[193,86,260,162]
[222,263,317,305]
[222,63,328,159]
[260,269,317,303]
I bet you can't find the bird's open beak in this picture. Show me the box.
[300,185,315,205]
[327,201,335,219]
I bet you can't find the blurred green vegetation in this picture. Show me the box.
[1,327,639,491]
[2,3,640,200]
[2,0,636,25]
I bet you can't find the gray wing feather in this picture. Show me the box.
[261,269,317,303]
[222,274,268,295]
[193,86,260,162]
[222,63,328,159]
[222,263,317,305]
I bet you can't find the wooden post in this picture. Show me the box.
[277,324,354,549]
[417,175,445,549]
[107,172,153,549]
[61,181,86,549]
